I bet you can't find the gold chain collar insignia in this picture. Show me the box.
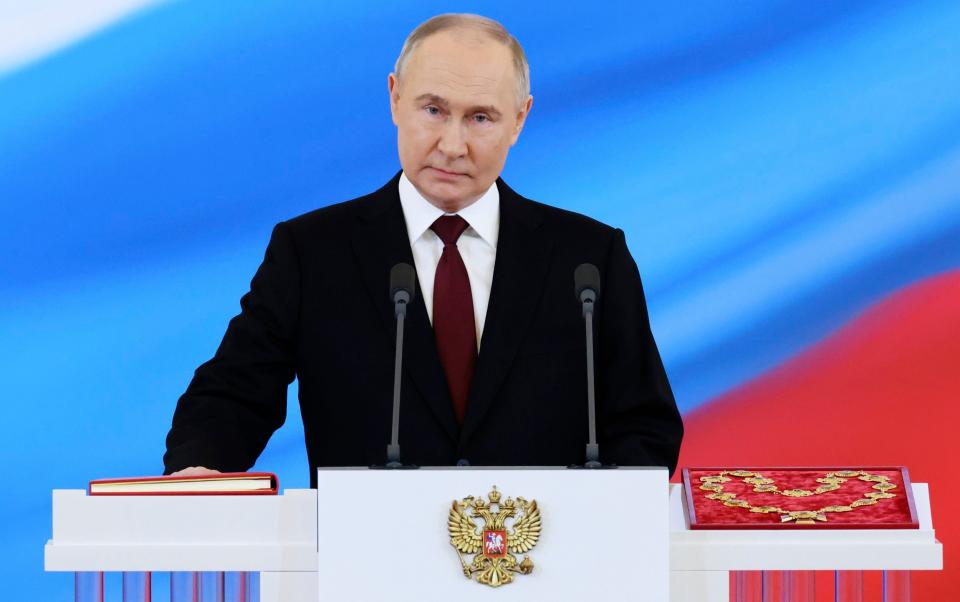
[699,470,897,524]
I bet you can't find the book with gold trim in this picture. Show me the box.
[88,472,278,495]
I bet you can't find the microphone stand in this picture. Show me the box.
[385,289,408,468]
[581,289,603,469]
[375,263,419,470]
[572,263,616,470]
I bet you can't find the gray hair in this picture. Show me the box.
[393,13,531,108]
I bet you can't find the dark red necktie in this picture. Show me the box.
[431,215,476,426]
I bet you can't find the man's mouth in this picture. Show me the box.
[427,166,467,178]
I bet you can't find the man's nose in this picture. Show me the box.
[437,119,468,158]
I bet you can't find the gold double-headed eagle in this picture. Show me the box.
[448,486,541,588]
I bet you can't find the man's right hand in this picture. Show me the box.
[170,466,222,477]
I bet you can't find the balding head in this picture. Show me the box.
[394,14,530,110]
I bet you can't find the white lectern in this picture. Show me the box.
[45,474,942,601]
[315,467,668,601]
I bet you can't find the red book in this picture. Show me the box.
[88,472,279,496]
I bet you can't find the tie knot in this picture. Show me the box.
[430,215,470,245]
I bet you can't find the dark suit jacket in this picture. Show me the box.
[164,173,683,484]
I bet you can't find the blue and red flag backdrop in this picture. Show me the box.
[1,1,957,598]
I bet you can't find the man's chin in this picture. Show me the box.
[416,181,472,210]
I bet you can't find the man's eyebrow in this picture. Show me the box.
[414,93,503,118]
[471,105,503,118]
[414,93,449,107]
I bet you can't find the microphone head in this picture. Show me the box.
[574,263,601,302]
[390,263,417,304]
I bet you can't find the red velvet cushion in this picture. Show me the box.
[683,468,917,529]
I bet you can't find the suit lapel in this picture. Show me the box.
[351,174,459,443]
[459,179,553,448]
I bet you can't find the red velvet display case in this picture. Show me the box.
[682,467,919,530]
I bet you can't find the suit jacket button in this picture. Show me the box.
[456,458,470,467]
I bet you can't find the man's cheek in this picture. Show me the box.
[412,131,434,153]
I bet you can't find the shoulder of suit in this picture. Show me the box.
[514,193,619,240]
[276,185,389,238]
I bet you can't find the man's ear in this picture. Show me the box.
[510,95,534,145]
[388,73,400,126]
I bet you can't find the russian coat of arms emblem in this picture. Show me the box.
[447,486,542,588]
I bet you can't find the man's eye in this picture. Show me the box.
[473,114,489,123]
[425,106,442,116]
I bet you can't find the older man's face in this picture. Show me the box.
[389,30,532,212]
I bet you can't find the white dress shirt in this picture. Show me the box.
[398,171,499,348]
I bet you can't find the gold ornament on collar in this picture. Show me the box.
[448,486,541,588]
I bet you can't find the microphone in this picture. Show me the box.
[390,263,417,313]
[385,263,417,468]
[574,263,604,469]
[575,263,601,305]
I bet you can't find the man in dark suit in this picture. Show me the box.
[164,14,682,483]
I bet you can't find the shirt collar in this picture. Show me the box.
[398,171,500,248]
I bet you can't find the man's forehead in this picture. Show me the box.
[404,57,513,110]
[412,54,510,83]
